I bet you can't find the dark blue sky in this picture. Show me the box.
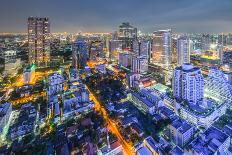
[1,0,232,33]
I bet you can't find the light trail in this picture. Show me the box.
[86,86,134,155]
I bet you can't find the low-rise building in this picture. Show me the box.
[169,118,194,148]
[186,126,230,155]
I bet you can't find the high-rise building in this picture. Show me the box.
[109,40,122,62]
[74,40,88,69]
[177,36,190,66]
[118,51,131,68]
[201,34,210,52]
[173,64,204,104]
[118,22,137,50]
[132,40,151,58]
[131,55,148,74]
[28,17,50,66]
[152,29,171,69]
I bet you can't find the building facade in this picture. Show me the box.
[173,64,204,105]
[28,17,50,66]
[152,30,171,69]
[177,36,190,66]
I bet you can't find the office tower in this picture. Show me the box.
[173,64,204,104]
[140,40,151,58]
[72,49,78,69]
[218,34,227,46]
[133,40,151,58]
[28,17,50,66]
[89,40,104,60]
[132,40,140,55]
[177,36,190,66]
[152,29,171,69]
[118,51,131,68]
[118,22,137,50]
[74,40,88,69]
[171,37,178,64]
[132,55,148,74]
[201,34,210,52]
[109,40,122,62]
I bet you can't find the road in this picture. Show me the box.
[86,86,133,155]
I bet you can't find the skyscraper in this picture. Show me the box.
[74,40,88,69]
[152,29,171,69]
[173,64,204,104]
[28,17,50,66]
[177,36,190,66]
[118,22,137,50]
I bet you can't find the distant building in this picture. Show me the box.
[173,64,204,105]
[131,55,148,74]
[152,29,171,69]
[169,119,194,148]
[177,36,190,66]
[109,40,122,62]
[28,17,50,66]
[0,103,12,134]
[118,22,137,50]
[186,127,230,155]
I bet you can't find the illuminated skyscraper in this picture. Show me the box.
[177,36,190,66]
[152,29,171,69]
[28,17,50,66]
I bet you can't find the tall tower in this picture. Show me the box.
[152,29,171,69]
[28,17,50,67]
[177,36,190,66]
[118,22,137,50]
[74,40,88,69]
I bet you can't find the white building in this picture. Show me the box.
[132,55,148,74]
[179,101,228,127]
[48,72,64,96]
[186,127,230,155]
[23,65,36,84]
[173,64,204,105]
[129,89,161,115]
[205,67,232,102]
[169,119,194,148]
[0,103,12,133]
[177,36,190,66]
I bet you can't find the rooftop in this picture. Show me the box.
[189,126,229,155]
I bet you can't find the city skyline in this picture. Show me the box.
[1,0,232,33]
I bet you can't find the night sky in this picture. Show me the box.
[1,0,232,33]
